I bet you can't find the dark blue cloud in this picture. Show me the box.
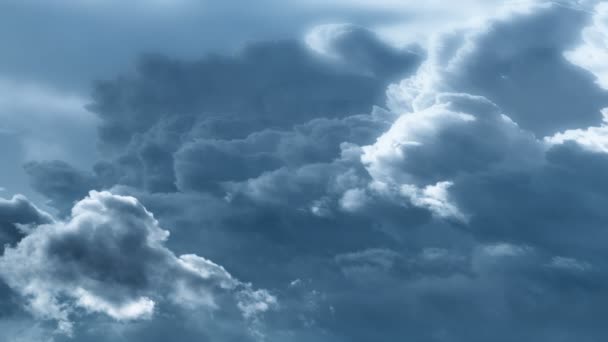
[24,160,99,215]
[0,193,52,248]
[5,2,608,342]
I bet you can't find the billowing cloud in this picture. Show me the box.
[386,2,608,136]
[88,37,420,153]
[0,191,275,336]
[10,1,608,342]
[24,160,99,215]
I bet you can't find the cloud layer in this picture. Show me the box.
[3,1,608,342]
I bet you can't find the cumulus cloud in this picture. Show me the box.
[363,94,541,185]
[0,191,275,336]
[387,2,608,136]
[88,38,420,154]
[26,36,419,204]
[13,2,608,341]
[353,2,608,262]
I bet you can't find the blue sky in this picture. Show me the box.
[1,1,608,341]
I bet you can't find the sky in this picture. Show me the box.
[1,0,608,341]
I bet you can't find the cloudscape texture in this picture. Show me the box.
[1,1,608,341]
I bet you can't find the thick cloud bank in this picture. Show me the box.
[7,1,608,342]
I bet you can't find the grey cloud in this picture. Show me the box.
[16,2,608,342]
[0,194,53,321]
[26,30,418,203]
[307,3,608,340]
[388,3,608,136]
[0,193,52,248]
[362,4,608,259]
[306,23,424,79]
[0,191,275,336]
[175,110,391,193]
[24,160,99,215]
[566,2,608,90]
[88,38,421,154]
[49,35,421,199]
[363,93,543,188]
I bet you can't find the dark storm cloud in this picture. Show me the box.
[15,2,608,342]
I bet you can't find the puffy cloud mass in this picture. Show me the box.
[6,1,608,342]
[0,191,275,336]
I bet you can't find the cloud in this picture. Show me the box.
[545,107,608,152]
[0,194,53,331]
[26,33,418,204]
[0,79,99,205]
[175,112,391,194]
[0,79,98,166]
[0,194,53,248]
[400,181,466,222]
[363,94,541,186]
[358,2,608,258]
[301,3,608,339]
[88,38,420,153]
[0,191,275,336]
[24,160,99,215]
[386,2,608,136]
[565,2,608,89]
[14,2,608,341]
[0,0,522,95]
[305,23,423,78]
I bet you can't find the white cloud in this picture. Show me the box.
[545,108,608,152]
[565,2,608,89]
[361,99,477,185]
[339,188,368,212]
[401,181,466,222]
[0,191,275,335]
[481,243,530,257]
